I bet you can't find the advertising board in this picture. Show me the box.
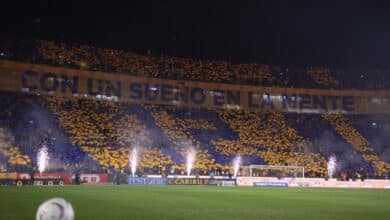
[128,177,167,185]
[253,182,289,187]
[80,174,108,184]
[167,178,236,185]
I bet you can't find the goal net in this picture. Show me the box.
[241,165,305,179]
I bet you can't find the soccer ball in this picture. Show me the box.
[36,198,74,220]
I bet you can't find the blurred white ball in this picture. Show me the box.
[36,198,74,220]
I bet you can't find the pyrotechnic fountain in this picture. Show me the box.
[186,149,196,178]
[327,155,337,178]
[129,148,138,177]
[37,146,49,173]
[233,155,241,178]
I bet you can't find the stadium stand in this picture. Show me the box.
[0,39,390,179]
[286,113,376,178]
[0,92,98,173]
[0,39,362,89]
[322,114,390,177]
[348,114,390,163]
[213,110,327,177]
[0,126,31,167]
[306,67,339,89]
[0,89,389,177]
[31,40,279,86]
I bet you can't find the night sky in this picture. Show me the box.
[2,0,390,69]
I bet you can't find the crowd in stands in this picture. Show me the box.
[347,115,390,162]
[178,118,217,130]
[43,96,228,174]
[45,97,172,172]
[0,90,389,178]
[1,39,370,89]
[0,126,31,166]
[0,92,97,173]
[31,40,276,86]
[2,39,390,89]
[322,114,390,176]
[145,105,229,172]
[2,39,389,90]
[306,67,340,89]
[213,110,327,176]
[46,97,153,149]
[1,36,390,177]
[80,146,173,174]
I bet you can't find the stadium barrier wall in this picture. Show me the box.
[32,178,65,186]
[237,177,390,189]
[34,173,72,184]
[0,172,108,185]
[0,179,29,186]
[1,60,390,114]
[0,173,65,186]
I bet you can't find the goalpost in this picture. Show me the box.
[243,165,305,179]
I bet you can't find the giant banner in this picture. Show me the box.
[1,60,390,114]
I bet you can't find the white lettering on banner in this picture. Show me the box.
[2,60,390,115]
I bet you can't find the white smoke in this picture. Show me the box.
[37,145,49,173]
[327,155,337,178]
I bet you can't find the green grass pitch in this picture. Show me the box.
[0,186,389,220]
